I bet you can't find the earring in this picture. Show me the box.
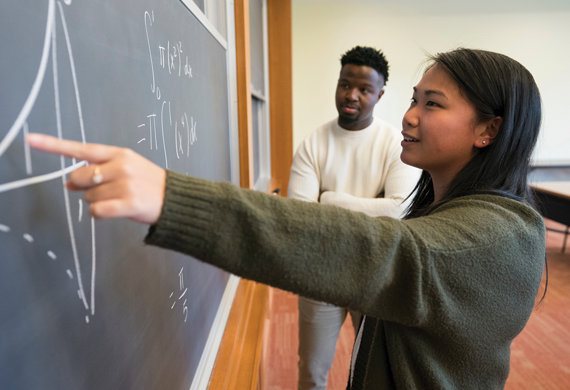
[482,140,486,144]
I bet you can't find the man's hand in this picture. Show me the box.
[27,133,166,225]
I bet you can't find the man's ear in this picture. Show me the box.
[476,116,502,148]
[377,89,385,102]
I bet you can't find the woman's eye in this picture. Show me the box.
[426,101,439,107]
[410,97,417,104]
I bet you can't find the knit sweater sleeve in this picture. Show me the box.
[145,171,545,328]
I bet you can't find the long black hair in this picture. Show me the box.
[404,48,542,219]
[403,48,547,303]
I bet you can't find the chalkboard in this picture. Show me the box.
[0,1,238,389]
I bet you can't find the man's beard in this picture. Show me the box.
[338,114,359,125]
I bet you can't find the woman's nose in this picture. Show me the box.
[403,106,419,128]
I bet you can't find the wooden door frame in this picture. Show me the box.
[208,0,292,388]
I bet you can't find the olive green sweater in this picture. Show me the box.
[145,171,545,389]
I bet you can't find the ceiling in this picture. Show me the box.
[292,0,570,14]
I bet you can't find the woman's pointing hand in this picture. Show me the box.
[27,133,166,225]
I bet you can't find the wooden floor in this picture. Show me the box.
[260,219,570,389]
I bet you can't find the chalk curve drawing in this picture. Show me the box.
[0,0,97,319]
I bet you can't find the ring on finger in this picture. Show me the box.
[92,165,103,184]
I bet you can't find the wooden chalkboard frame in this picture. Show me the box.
[209,0,294,388]
[177,2,243,390]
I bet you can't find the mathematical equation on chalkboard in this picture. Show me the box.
[138,10,198,170]
[0,2,197,326]
[0,0,96,324]
[170,267,189,322]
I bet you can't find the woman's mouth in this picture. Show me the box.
[401,133,419,145]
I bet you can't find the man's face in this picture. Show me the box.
[335,64,384,130]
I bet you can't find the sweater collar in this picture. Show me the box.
[332,117,377,138]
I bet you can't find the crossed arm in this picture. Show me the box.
[288,139,418,219]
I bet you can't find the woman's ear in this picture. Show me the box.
[476,116,502,148]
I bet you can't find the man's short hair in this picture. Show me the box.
[340,46,389,86]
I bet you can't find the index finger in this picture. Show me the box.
[27,133,118,164]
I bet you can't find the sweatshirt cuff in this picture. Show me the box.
[144,170,216,258]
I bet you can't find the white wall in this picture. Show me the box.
[292,1,570,165]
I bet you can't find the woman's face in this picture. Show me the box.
[400,65,484,184]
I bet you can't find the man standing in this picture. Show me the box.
[288,46,420,390]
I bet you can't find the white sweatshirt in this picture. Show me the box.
[288,117,420,219]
